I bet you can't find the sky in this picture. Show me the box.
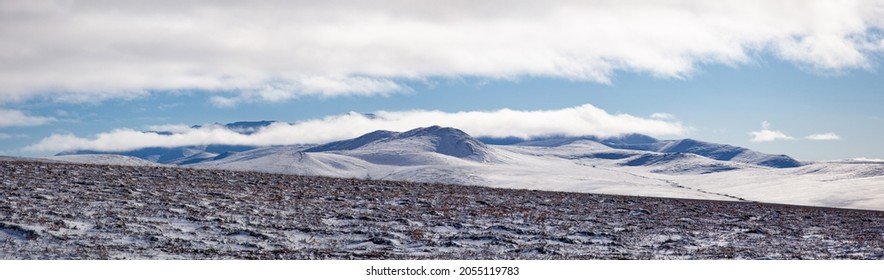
[1,0,883,161]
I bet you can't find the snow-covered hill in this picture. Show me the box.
[192,146,374,178]
[191,126,495,185]
[55,125,884,211]
[309,126,495,163]
[305,130,399,152]
[505,134,802,168]
[58,144,263,165]
[654,139,801,168]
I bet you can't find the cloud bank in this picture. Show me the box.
[2,0,884,105]
[25,104,687,152]
[749,121,794,142]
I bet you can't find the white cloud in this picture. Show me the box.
[2,0,884,104]
[805,133,841,140]
[210,77,407,107]
[749,121,794,142]
[851,157,884,162]
[0,108,54,127]
[144,124,193,133]
[650,113,676,120]
[25,103,688,152]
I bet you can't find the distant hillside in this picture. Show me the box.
[495,134,801,168]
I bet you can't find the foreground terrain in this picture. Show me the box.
[1,159,882,259]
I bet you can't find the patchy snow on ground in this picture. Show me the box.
[1,160,882,259]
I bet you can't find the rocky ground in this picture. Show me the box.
[1,159,882,259]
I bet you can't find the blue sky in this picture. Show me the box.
[1,1,883,161]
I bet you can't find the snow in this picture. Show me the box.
[187,140,884,210]
[190,146,375,178]
[49,154,165,166]
[1,159,882,259]
[652,162,884,210]
[52,126,884,211]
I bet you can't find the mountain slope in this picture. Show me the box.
[621,153,742,174]
[656,139,801,168]
[509,134,801,168]
[305,130,399,152]
[58,145,261,165]
[192,146,374,178]
[377,126,492,160]
[314,126,497,163]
